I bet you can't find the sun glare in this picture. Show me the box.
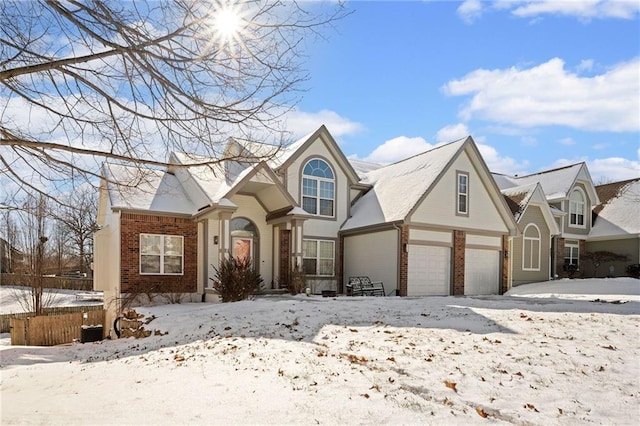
[214,7,241,39]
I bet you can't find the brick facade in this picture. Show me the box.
[120,213,197,294]
[452,230,466,296]
[501,235,510,294]
[278,229,291,287]
[398,225,409,296]
[555,237,565,278]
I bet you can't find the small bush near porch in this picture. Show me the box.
[212,257,263,302]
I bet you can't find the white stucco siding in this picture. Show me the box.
[229,195,274,287]
[284,137,350,238]
[343,230,398,295]
[410,152,508,233]
[206,218,219,287]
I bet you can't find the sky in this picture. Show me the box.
[283,0,640,182]
[2,278,639,424]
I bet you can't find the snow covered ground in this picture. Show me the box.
[1,278,638,425]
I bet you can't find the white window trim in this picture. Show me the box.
[564,241,580,268]
[456,171,469,216]
[568,188,586,229]
[302,239,335,277]
[301,159,336,218]
[140,233,184,275]
[522,224,541,271]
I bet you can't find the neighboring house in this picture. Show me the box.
[94,126,519,321]
[585,178,640,277]
[497,183,560,286]
[0,237,23,274]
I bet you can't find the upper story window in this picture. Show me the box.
[302,159,335,217]
[456,171,469,216]
[569,188,585,228]
[522,224,541,271]
[140,234,183,275]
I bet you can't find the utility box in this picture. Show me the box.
[81,325,103,343]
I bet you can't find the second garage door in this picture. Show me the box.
[464,248,500,295]
[407,245,450,296]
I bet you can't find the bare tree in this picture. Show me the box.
[53,187,98,276]
[0,0,349,208]
[11,193,55,315]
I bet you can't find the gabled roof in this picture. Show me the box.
[495,162,598,204]
[590,178,640,239]
[348,158,383,178]
[274,125,362,184]
[500,182,560,235]
[342,138,467,231]
[103,163,196,216]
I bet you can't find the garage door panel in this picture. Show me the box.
[465,249,499,295]
[408,245,450,296]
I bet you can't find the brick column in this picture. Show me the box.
[337,235,344,294]
[453,230,466,296]
[501,235,510,294]
[279,229,291,288]
[555,237,565,278]
[398,225,409,296]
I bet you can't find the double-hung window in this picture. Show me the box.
[140,234,184,275]
[564,241,579,269]
[302,239,334,276]
[456,171,469,216]
[302,159,335,217]
[569,189,585,227]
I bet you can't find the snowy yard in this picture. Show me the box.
[1,278,638,425]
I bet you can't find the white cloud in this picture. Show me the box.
[443,57,640,132]
[476,143,529,175]
[457,0,484,23]
[361,136,435,164]
[558,137,576,146]
[285,109,364,139]
[435,123,470,143]
[576,59,595,73]
[506,0,640,20]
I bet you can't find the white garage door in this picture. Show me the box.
[407,245,450,296]
[464,249,500,295]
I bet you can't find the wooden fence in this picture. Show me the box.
[10,310,105,346]
[0,304,104,333]
[1,273,93,291]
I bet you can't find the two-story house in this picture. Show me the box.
[95,126,521,335]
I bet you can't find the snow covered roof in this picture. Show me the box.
[590,178,640,239]
[103,163,196,215]
[500,183,537,222]
[342,138,467,231]
[348,158,383,177]
[495,163,594,202]
[171,152,254,205]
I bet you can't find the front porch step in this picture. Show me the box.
[255,288,289,295]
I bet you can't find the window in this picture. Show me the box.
[522,224,541,271]
[302,239,334,276]
[140,234,183,275]
[564,241,579,270]
[456,171,469,215]
[230,217,258,263]
[569,189,585,227]
[302,159,335,217]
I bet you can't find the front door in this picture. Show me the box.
[232,237,253,262]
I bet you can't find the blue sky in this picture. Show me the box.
[284,0,640,182]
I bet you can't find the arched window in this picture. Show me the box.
[302,159,335,217]
[522,224,541,271]
[569,189,585,227]
[230,217,258,263]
